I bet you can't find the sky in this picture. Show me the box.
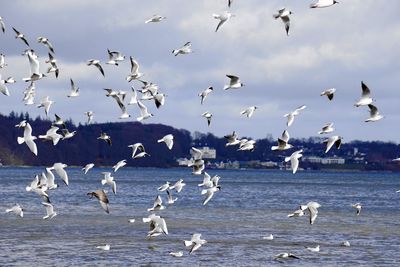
[0,0,400,142]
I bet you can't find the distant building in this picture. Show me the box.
[198,147,216,159]
[302,156,345,165]
[176,158,190,166]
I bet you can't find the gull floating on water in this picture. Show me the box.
[355,81,374,107]
[273,8,292,36]
[285,149,303,174]
[169,251,183,257]
[17,122,38,156]
[310,0,339,8]
[87,189,110,213]
[318,122,335,134]
[274,252,300,260]
[42,202,57,219]
[101,172,117,194]
[284,105,306,127]
[224,74,244,90]
[262,234,274,240]
[365,104,384,122]
[271,130,293,151]
[199,86,213,105]
[6,204,24,217]
[96,244,110,251]
[306,245,320,252]
[157,134,174,150]
[320,88,336,101]
[145,15,166,24]
[172,42,192,56]
[323,135,343,153]
[213,11,234,32]
[184,233,207,254]
[342,241,351,247]
[351,203,362,215]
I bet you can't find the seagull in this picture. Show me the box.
[6,204,24,217]
[101,172,117,194]
[15,120,27,128]
[169,251,183,257]
[238,139,256,151]
[126,56,143,82]
[112,159,127,172]
[306,245,320,252]
[37,96,54,117]
[0,75,15,96]
[198,86,213,105]
[157,134,174,150]
[320,88,336,101]
[273,8,292,36]
[128,218,135,223]
[323,135,343,153]
[0,53,7,68]
[104,88,131,119]
[224,75,244,90]
[128,143,149,159]
[169,179,186,193]
[158,182,171,192]
[53,114,66,128]
[201,112,212,126]
[365,104,384,122]
[137,100,154,121]
[262,234,274,240]
[106,49,125,66]
[198,172,214,187]
[37,37,55,53]
[23,82,35,105]
[288,208,305,218]
[87,59,105,77]
[23,50,46,82]
[213,11,234,32]
[285,149,303,174]
[351,203,362,216]
[224,131,240,147]
[240,106,258,118]
[17,122,38,156]
[143,214,168,237]
[46,58,59,79]
[87,189,110,213]
[310,0,339,8]
[0,17,5,33]
[172,42,192,56]
[184,234,207,254]
[147,195,165,211]
[96,244,110,251]
[38,126,63,145]
[82,163,95,174]
[128,87,138,105]
[318,122,335,134]
[145,15,166,24]
[61,128,76,140]
[153,92,166,109]
[284,105,306,127]
[301,201,321,225]
[51,162,69,186]
[42,202,57,219]
[271,130,293,151]
[189,147,205,175]
[26,175,50,203]
[84,111,94,124]
[98,132,112,146]
[342,241,351,247]
[166,190,178,204]
[12,27,29,46]
[355,81,374,107]
[202,185,221,205]
[275,253,301,260]
[42,168,58,190]
[67,79,80,97]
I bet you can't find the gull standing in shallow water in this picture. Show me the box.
[184,233,207,254]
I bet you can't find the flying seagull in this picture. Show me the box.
[128,143,149,159]
[51,162,69,186]
[0,74,15,96]
[224,74,244,90]
[137,100,153,121]
[199,86,213,104]
[157,134,174,150]
[67,79,80,97]
[87,59,105,77]
[6,204,24,217]
[84,111,94,124]
[355,81,373,107]
[37,37,55,53]
[224,131,240,147]
[112,160,126,172]
[38,126,63,145]
[271,130,293,151]
[184,234,207,254]
[274,253,301,260]
[0,17,5,33]
[87,189,110,213]
[23,50,46,82]
[98,132,112,146]
[284,149,303,174]
[323,135,343,153]
[147,195,165,211]
[318,122,334,134]
[106,49,125,66]
[12,27,29,46]
[126,56,143,82]
[42,202,57,219]
[284,105,306,127]
[213,11,234,32]
[82,163,95,174]
[365,104,384,122]
[37,96,54,117]
[101,172,117,194]
[0,53,7,68]
[320,88,336,101]
[145,15,166,24]
[310,0,339,8]
[273,8,292,36]
[17,122,38,156]
[202,185,221,205]
[169,179,186,193]
[201,111,212,126]
[301,201,321,225]
[240,106,258,118]
[172,42,192,56]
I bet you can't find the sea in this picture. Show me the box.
[0,167,399,266]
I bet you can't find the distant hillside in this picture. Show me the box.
[1,112,400,170]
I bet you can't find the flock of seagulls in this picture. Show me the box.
[1,0,396,262]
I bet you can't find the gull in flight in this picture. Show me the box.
[82,163,95,174]
[101,172,117,194]
[106,49,125,66]
[285,149,303,174]
[98,132,112,146]
[23,82,35,105]
[147,195,165,211]
[145,15,166,24]
[0,53,7,68]
[238,139,256,151]
[172,42,192,56]
[12,27,29,46]
[42,202,57,219]
[198,172,214,188]
[201,111,212,126]
[17,122,38,156]
[128,143,149,159]
[169,179,186,193]
[104,88,130,119]
[273,8,292,36]
[15,120,27,128]
[126,56,143,82]
[189,147,205,175]
[365,104,384,122]
[46,54,59,79]
[96,244,110,251]
[38,126,63,145]
[51,162,69,186]
[41,168,58,190]
[158,182,171,192]
[166,190,178,204]
[26,175,50,203]
[37,96,54,117]
[67,79,80,97]
[184,234,207,254]
[0,74,15,96]
[224,74,244,90]
[284,105,306,127]
[85,111,94,124]
[6,204,24,217]
[112,160,127,172]
[143,214,168,237]
[37,37,55,54]
[240,106,258,118]
[320,88,336,101]
[306,245,320,252]
[310,0,339,8]
[351,203,362,216]
[355,81,374,107]
[199,86,213,104]
[323,135,343,153]
[137,100,153,121]
[169,251,183,257]
[301,201,321,225]
[87,189,110,213]
[157,134,174,150]
[271,130,293,151]
[87,59,105,77]
[202,185,221,205]
[128,87,138,105]
[213,11,234,32]
[52,113,65,128]
[23,50,46,82]
[224,131,240,147]
[288,208,305,218]
[0,17,5,33]
[62,128,76,140]
[318,122,334,134]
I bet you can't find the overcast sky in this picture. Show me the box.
[1,0,399,142]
